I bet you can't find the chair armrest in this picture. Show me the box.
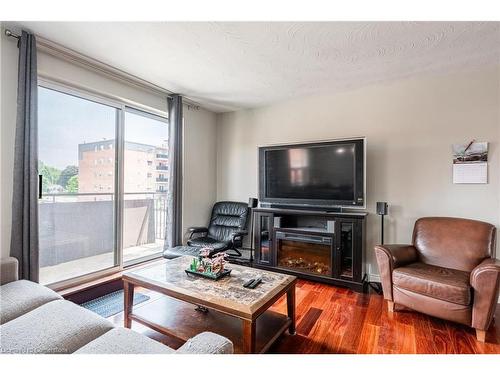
[187,226,208,239]
[374,244,418,301]
[176,332,234,354]
[1,257,19,285]
[231,230,248,241]
[375,244,419,268]
[470,258,500,331]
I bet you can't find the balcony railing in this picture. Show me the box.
[39,192,169,267]
[156,153,168,159]
[156,165,168,171]
[156,177,168,182]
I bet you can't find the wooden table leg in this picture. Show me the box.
[242,319,256,353]
[124,281,135,329]
[287,283,296,335]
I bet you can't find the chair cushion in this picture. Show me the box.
[413,217,496,272]
[187,237,229,251]
[0,300,114,354]
[392,262,471,306]
[74,327,174,354]
[163,245,202,259]
[0,280,62,324]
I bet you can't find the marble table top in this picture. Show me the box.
[123,256,296,318]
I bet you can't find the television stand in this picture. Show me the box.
[252,207,367,292]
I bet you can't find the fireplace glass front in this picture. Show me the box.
[275,231,332,277]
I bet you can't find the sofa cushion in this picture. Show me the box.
[0,300,114,354]
[74,327,174,354]
[0,280,62,324]
[393,262,471,306]
[176,331,234,354]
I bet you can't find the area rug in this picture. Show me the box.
[81,290,150,318]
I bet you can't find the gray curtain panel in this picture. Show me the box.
[165,95,183,248]
[10,31,39,282]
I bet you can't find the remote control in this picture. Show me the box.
[243,279,255,288]
[248,278,262,289]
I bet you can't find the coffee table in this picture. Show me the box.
[122,256,296,353]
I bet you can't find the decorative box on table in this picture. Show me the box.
[185,248,231,280]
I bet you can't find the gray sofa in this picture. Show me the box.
[0,257,233,354]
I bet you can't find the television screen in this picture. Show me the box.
[259,139,365,207]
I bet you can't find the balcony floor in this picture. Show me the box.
[40,241,164,285]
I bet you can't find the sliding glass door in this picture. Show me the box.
[38,86,119,285]
[38,84,169,286]
[122,109,169,265]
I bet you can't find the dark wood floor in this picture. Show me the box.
[109,279,500,354]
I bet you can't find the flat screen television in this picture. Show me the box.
[259,138,365,209]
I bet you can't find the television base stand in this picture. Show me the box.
[252,207,367,292]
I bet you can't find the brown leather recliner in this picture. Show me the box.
[374,217,499,342]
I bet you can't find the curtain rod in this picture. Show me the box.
[3,28,202,110]
[5,29,20,39]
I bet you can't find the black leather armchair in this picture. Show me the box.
[186,201,250,257]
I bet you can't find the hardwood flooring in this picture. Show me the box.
[109,279,500,354]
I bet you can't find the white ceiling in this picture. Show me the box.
[10,22,500,112]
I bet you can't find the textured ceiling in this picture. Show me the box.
[10,22,500,112]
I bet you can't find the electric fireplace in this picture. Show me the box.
[275,230,333,277]
[252,207,367,292]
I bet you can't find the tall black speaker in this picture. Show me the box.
[363,201,389,295]
[248,198,258,262]
[376,202,388,244]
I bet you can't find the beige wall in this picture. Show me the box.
[183,106,218,235]
[1,26,19,258]
[498,73,500,240]
[216,66,500,279]
[0,27,218,258]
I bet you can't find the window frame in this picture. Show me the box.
[38,78,168,290]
